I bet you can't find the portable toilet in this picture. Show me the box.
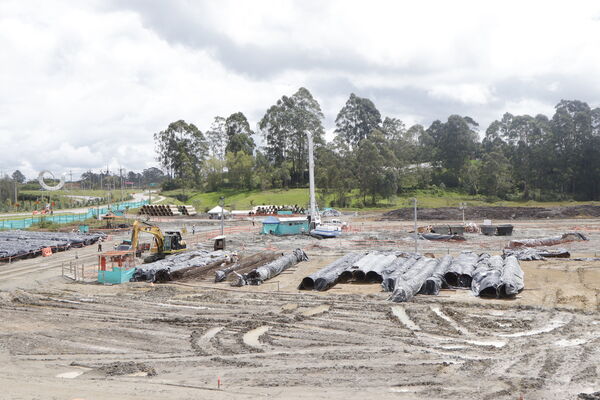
[261,216,280,234]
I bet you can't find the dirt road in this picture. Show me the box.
[0,217,598,399]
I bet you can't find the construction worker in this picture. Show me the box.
[97,240,103,252]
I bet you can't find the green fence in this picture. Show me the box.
[0,200,149,230]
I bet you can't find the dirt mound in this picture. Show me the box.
[96,362,156,376]
[381,204,600,220]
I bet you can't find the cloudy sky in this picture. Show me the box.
[2,0,600,179]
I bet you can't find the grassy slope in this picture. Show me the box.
[161,188,600,212]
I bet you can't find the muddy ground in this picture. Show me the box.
[0,216,598,399]
[382,204,600,220]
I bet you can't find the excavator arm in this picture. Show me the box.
[131,220,165,253]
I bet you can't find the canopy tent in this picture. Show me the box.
[207,205,230,215]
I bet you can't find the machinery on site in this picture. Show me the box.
[130,220,187,263]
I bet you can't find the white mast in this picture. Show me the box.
[306,131,320,226]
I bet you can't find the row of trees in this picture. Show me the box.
[154,89,600,205]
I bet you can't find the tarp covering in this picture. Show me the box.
[418,255,453,295]
[215,251,283,282]
[233,248,308,286]
[420,233,466,241]
[389,258,439,302]
[503,247,570,261]
[471,254,503,297]
[298,252,365,291]
[0,230,106,259]
[508,232,588,249]
[352,253,397,282]
[443,251,479,287]
[132,250,233,282]
[381,256,419,292]
[497,255,524,298]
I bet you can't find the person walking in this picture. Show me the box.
[97,240,103,252]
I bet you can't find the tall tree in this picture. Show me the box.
[225,112,255,155]
[259,87,325,186]
[11,170,26,183]
[334,93,382,148]
[206,116,227,160]
[154,120,208,186]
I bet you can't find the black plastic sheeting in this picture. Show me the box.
[0,230,106,259]
[470,255,524,298]
[418,255,453,295]
[298,252,365,291]
[381,256,420,292]
[420,233,466,241]
[389,258,439,302]
[234,249,308,286]
[497,256,524,297]
[443,251,480,287]
[132,250,233,282]
[503,247,570,261]
[508,232,588,248]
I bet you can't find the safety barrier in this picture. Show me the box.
[0,200,149,230]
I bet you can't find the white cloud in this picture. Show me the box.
[1,0,600,179]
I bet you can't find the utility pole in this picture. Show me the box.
[219,196,225,236]
[413,198,418,255]
[459,202,466,225]
[69,170,73,191]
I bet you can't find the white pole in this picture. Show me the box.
[306,131,319,226]
[220,196,224,236]
[413,198,418,254]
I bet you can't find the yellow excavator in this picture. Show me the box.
[130,220,187,263]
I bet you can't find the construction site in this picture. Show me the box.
[0,204,599,400]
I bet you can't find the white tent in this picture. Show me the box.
[207,205,230,215]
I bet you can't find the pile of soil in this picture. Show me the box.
[97,361,156,376]
[381,205,600,221]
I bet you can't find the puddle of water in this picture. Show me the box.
[464,339,506,348]
[391,306,421,331]
[199,326,224,344]
[430,305,471,335]
[243,326,270,348]
[301,305,330,316]
[499,316,571,338]
[56,371,84,379]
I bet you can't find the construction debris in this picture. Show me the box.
[232,249,308,286]
[508,232,588,248]
[420,233,466,241]
[132,250,234,282]
[503,247,571,261]
[0,230,106,260]
[215,251,283,282]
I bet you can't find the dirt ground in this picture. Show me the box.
[0,216,598,399]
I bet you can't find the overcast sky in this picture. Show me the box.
[2,0,600,179]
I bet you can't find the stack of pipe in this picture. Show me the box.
[298,252,366,291]
[138,205,183,217]
[232,249,308,286]
[132,250,234,282]
[178,205,197,216]
[0,230,106,260]
[471,255,524,298]
[215,251,283,282]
